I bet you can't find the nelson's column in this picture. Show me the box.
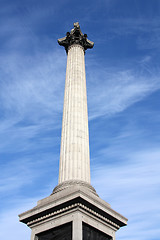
[19,22,128,240]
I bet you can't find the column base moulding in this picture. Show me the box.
[52,180,98,196]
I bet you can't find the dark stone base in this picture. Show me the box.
[37,222,72,240]
[83,223,112,240]
[36,221,112,240]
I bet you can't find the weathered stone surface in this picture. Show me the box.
[58,44,91,184]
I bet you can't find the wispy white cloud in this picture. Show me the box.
[107,17,160,50]
[0,50,65,115]
[0,49,66,153]
[109,17,160,33]
[92,148,160,240]
[0,151,58,196]
[87,67,160,119]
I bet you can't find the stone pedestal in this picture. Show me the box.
[19,185,127,240]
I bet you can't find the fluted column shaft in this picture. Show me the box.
[59,44,90,184]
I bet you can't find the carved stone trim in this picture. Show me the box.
[27,203,120,230]
[51,180,98,196]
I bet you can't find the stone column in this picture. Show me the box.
[57,22,94,186]
[19,23,128,239]
[59,44,90,183]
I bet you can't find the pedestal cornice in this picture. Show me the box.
[19,185,128,230]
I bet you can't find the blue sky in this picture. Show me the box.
[0,0,160,239]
